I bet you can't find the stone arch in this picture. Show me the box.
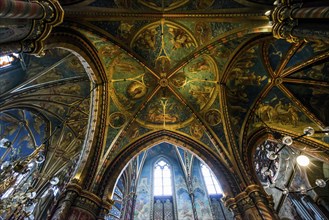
[99,130,243,203]
[44,27,109,189]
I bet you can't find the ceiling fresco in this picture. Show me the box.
[0,109,46,161]
[0,0,317,203]
[0,48,92,195]
[67,10,329,189]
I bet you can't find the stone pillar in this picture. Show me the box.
[49,184,111,220]
[224,185,279,220]
[50,189,79,220]
[0,0,44,19]
[269,0,329,42]
[0,0,64,56]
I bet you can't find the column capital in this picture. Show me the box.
[0,0,64,56]
[49,183,109,220]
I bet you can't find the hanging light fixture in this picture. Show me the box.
[296,155,310,167]
[255,113,329,195]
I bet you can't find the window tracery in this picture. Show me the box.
[154,160,172,196]
[200,164,223,195]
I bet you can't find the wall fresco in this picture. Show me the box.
[136,88,193,129]
[248,87,329,145]
[170,54,218,111]
[285,40,329,70]
[288,61,329,82]
[267,39,292,72]
[284,83,329,126]
[226,44,269,140]
[192,159,213,220]
[131,21,197,72]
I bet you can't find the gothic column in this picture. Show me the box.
[269,0,329,42]
[49,183,112,220]
[224,185,279,220]
[0,0,64,56]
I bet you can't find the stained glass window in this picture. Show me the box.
[164,199,174,220]
[154,199,163,220]
[154,160,172,196]
[201,164,223,195]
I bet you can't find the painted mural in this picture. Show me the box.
[250,87,311,131]
[136,88,193,129]
[192,159,213,220]
[267,39,292,73]
[170,54,219,111]
[134,170,151,219]
[288,61,329,82]
[248,87,329,146]
[0,109,46,161]
[108,51,158,112]
[285,40,329,70]
[225,43,269,141]
[284,83,329,126]
[131,21,197,72]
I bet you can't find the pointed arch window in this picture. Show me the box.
[153,160,172,196]
[201,164,223,195]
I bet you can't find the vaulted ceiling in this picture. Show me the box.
[1,0,329,198]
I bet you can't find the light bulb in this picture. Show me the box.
[261,167,269,176]
[265,10,271,16]
[50,177,59,185]
[324,127,329,136]
[315,179,326,188]
[267,151,278,160]
[36,154,45,164]
[303,127,315,136]
[282,188,289,195]
[296,155,310,166]
[282,136,293,146]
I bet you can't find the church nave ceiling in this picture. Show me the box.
[68,17,329,172]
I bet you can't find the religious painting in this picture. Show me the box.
[136,88,192,129]
[134,178,151,219]
[171,54,219,111]
[225,44,269,140]
[131,21,197,72]
[192,161,213,220]
[190,122,204,139]
[285,40,329,70]
[289,61,329,82]
[109,112,126,128]
[249,87,317,140]
[204,109,222,126]
[267,39,292,72]
[284,83,329,126]
[175,175,194,219]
